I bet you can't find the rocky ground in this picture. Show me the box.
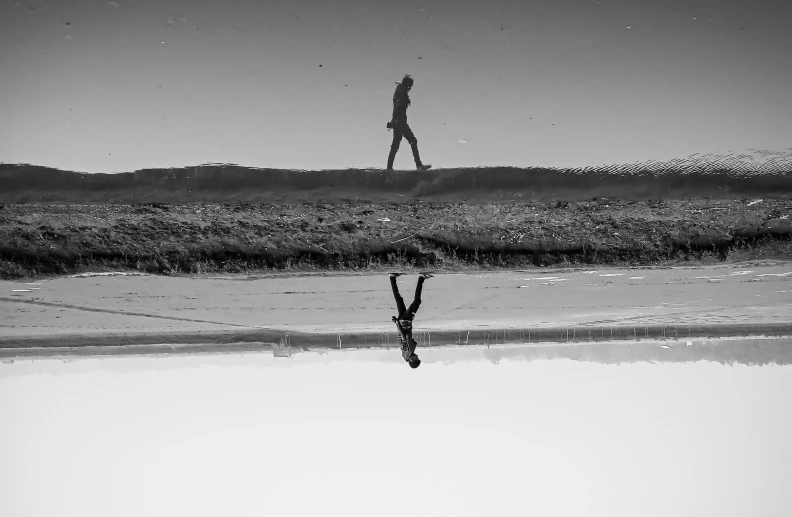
[1,197,791,278]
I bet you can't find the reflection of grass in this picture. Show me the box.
[478,339,792,366]
[1,199,790,278]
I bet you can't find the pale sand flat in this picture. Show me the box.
[1,262,790,352]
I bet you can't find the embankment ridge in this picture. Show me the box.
[2,157,791,278]
[2,156,792,203]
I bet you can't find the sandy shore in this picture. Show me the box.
[1,261,790,356]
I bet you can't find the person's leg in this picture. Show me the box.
[390,275,407,315]
[402,125,424,169]
[387,126,403,170]
[406,276,425,315]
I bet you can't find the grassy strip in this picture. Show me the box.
[1,200,791,279]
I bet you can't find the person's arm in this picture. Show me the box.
[392,89,408,121]
[391,98,401,121]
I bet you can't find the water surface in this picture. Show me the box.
[1,345,790,517]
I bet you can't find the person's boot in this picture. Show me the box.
[410,142,431,170]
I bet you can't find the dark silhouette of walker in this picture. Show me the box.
[386,74,432,171]
[390,273,433,368]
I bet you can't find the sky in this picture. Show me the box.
[2,350,791,516]
[1,0,791,173]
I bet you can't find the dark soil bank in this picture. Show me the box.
[2,198,791,279]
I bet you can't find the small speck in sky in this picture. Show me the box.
[459,139,468,143]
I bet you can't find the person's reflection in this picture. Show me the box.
[390,273,433,368]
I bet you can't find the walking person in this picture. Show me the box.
[390,272,433,368]
[386,74,432,171]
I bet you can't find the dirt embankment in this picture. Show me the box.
[2,198,790,279]
[3,164,792,203]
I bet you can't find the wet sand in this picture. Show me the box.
[1,261,790,356]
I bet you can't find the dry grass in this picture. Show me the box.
[1,198,790,279]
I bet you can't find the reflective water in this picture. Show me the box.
[2,344,791,517]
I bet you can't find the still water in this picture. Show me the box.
[1,343,791,517]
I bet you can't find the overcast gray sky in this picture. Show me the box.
[1,0,791,172]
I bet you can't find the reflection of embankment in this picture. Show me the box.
[2,160,792,203]
[2,332,791,366]
[454,337,792,366]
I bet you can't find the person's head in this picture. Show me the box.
[408,354,421,369]
[401,74,414,89]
